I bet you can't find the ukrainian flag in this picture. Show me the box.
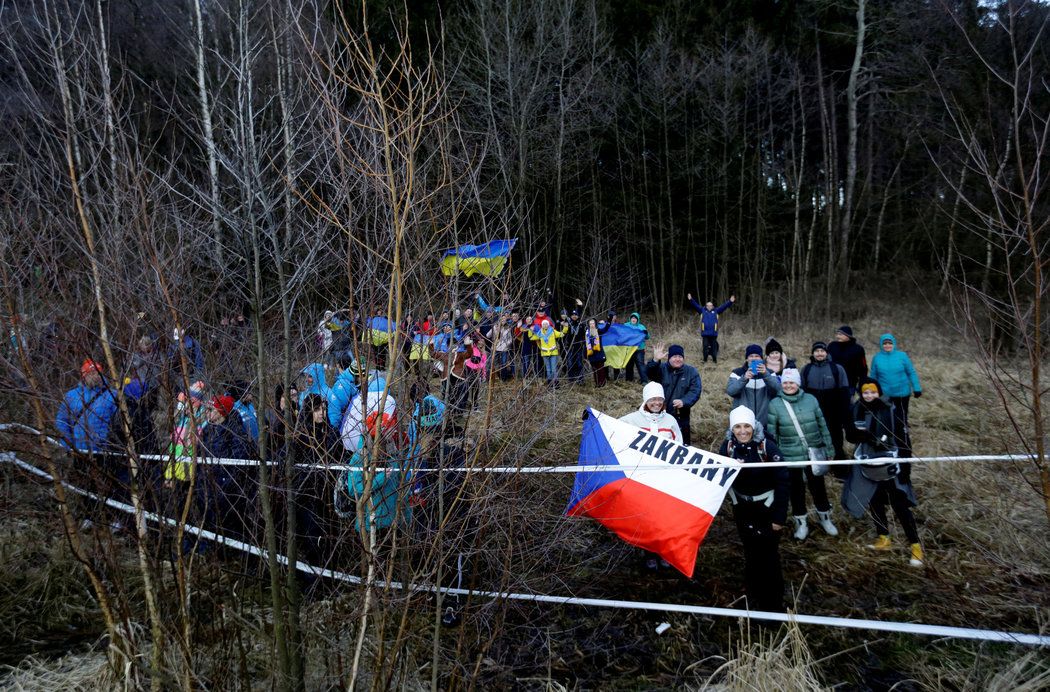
[601,324,648,370]
[366,316,392,346]
[410,333,431,361]
[440,239,517,277]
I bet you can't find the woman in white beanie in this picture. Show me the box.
[718,405,789,612]
[619,382,683,443]
[766,367,837,540]
[620,382,684,570]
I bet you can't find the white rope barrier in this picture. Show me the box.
[0,422,1038,473]
[3,452,1048,648]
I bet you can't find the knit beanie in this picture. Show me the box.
[642,382,665,405]
[729,405,756,429]
[210,395,235,417]
[836,325,853,338]
[858,377,882,396]
[782,368,802,385]
[744,344,763,358]
[80,359,103,377]
[668,344,685,358]
[765,338,784,355]
[811,341,828,353]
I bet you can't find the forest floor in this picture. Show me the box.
[1,292,1049,690]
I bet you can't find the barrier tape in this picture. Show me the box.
[3,452,1047,648]
[0,422,1039,473]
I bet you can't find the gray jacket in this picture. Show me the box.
[726,365,782,426]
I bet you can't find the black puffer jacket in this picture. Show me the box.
[719,425,790,524]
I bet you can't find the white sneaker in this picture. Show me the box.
[816,510,839,537]
[792,515,809,540]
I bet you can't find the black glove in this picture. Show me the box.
[914,391,923,398]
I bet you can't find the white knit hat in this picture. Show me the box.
[642,382,665,404]
[782,368,802,385]
[729,405,756,429]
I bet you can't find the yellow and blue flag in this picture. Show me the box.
[365,316,392,347]
[440,239,517,277]
[601,324,648,370]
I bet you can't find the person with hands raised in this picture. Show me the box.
[687,293,736,363]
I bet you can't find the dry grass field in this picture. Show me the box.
[1,292,1048,689]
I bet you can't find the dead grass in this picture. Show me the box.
[1,289,1048,688]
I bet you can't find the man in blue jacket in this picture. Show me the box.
[687,293,735,363]
[645,344,702,446]
[56,359,119,530]
[869,333,922,457]
[56,359,117,453]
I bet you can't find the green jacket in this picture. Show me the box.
[766,391,833,461]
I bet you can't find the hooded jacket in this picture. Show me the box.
[688,298,732,336]
[56,382,118,453]
[298,363,332,407]
[766,389,833,461]
[869,334,921,398]
[327,368,361,429]
[619,389,683,442]
[718,423,789,524]
[623,313,650,341]
[726,365,782,426]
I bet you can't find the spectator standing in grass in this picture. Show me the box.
[687,293,735,363]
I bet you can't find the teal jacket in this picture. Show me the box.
[766,390,833,461]
[869,334,921,398]
[346,439,411,531]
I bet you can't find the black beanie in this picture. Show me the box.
[765,338,784,355]
[837,325,854,338]
[812,341,828,353]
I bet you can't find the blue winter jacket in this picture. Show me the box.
[327,368,361,429]
[233,400,259,444]
[56,383,118,453]
[869,334,922,398]
[688,299,733,336]
[298,363,332,407]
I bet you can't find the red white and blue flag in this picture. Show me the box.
[566,409,741,577]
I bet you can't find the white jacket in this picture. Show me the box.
[619,406,682,443]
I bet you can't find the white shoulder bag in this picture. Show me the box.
[782,400,829,477]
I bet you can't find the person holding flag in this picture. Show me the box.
[718,406,789,612]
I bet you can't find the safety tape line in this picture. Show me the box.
[3,452,1047,647]
[1,422,1038,473]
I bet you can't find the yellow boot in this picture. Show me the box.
[909,543,925,567]
[869,535,892,551]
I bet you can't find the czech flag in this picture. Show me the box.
[566,409,741,577]
[440,239,517,277]
[601,324,648,370]
[366,316,392,346]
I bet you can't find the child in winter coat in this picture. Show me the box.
[844,377,923,566]
[766,368,838,541]
[619,382,683,443]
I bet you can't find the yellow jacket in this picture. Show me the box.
[528,326,565,357]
